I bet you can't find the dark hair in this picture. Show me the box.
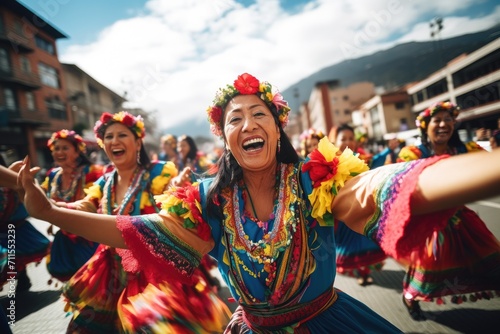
[329,124,354,143]
[138,144,151,167]
[178,135,198,164]
[492,130,500,146]
[206,106,298,219]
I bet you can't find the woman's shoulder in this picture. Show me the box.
[397,145,424,162]
[464,141,485,153]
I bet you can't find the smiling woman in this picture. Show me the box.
[396,101,499,321]
[16,74,500,334]
[41,129,104,284]
[54,112,230,334]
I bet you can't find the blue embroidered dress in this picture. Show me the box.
[117,132,481,334]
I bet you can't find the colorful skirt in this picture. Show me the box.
[64,245,231,333]
[335,220,386,278]
[63,244,129,333]
[118,270,231,333]
[403,207,500,303]
[46,230,99,283]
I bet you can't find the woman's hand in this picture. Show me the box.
[170,167,193,187]
[18,156,55,220]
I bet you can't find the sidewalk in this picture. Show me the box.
[2,219,500,333]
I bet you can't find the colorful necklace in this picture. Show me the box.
[242,184,276,234]
[230,163,297,264]
[102,166,147,215]
[51,166,84,202]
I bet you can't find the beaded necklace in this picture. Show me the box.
[102,166,147,215]
[231,163,296,264]
[242,177,278,234]
[50,166,85,202]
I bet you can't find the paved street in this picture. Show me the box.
[2,197,500,333]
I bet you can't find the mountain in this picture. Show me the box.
[282,24,500,113]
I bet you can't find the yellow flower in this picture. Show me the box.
[307,138,368,225]
[84,184,102,200]
[150,162,178,195]
[140,192,151,209]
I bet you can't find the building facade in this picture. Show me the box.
[303,80,375,136]
[407,37,500,141]
[356,89,416,144]
[0,0,69,166]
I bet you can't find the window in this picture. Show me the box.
[4,89,17,110]
[20,56,31,73]
[46,97,67,120]
[26,92,35,111]
[13,21,23,34]
[343,95,349,101]
[344,109,351,115]
[399,118,408,131]
[395,102,405,110]
[38,63,59,88]
[35,35,55,54]
[0,48,10,72]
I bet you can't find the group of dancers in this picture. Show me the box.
[0,73,499,333]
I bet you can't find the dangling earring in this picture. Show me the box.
[277,138,281,153]
[136,150,141,164]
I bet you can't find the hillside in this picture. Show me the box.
[282,24,500,113]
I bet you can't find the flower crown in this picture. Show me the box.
[206,73,291,137]
[93,111,145,148]
[415,101,459,129]
[300,128,325,141]
[47,129,86,153]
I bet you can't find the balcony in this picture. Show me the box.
[0,27,35,53]
[0,106,48,127]
[0,66,42,89]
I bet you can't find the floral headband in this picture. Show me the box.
[415,101,460,129]
[300,128,325,141]
[206,73,291,137]
[47,129,86,153]
[93,111,145,148]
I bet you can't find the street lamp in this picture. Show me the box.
[429,17,443,38]
[430,17,446,69]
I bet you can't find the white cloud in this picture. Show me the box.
[59,0,498,133]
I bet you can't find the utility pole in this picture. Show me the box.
[430,17,444,67]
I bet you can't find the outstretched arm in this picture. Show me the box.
[412,147,500,214]
[18,156,126,248]
[0,165,18,188]
[333,147,500,233]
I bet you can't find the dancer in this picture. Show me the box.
[299,128,325,159]
[158,134,179,167]
[177,134,214,176]
[41,130,104,284]
[59,112,229,333]
[17,73,500,333]
[329,124,388,286]
[397,101,500,320]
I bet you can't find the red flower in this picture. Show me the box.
[122,113,135,127]
[302,150,339,187]
[101,112,113,123]
[234,73,260,94]
[209,106,222,124]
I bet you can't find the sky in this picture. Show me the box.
[18,0,500,137]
